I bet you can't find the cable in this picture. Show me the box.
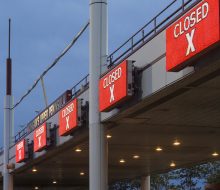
[12,21,90,110]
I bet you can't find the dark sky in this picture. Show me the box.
[0,0,174,145]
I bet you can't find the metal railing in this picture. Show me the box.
[107,0,201,66]
[71,74,89,95]
[2,0,202,151]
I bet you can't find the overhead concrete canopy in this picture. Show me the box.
[1,47,219,188]
[1,0,220,188]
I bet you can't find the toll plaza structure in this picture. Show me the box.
[0,0,220,189]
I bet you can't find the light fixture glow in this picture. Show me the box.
[80,172,85,176]
[75,148,82,152]
[119,159,125,163]
[170,161,176,167]
[106,134,112,139]
[34,187,39,190]
[173,140,181,146]
[32,168,37,173]
[52,180,57,184]
[133,155,140,159]
[212,152,219,157]
[156,146,163,152]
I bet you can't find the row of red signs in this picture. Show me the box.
[16,99,79,163]
[15,0,220,163]
[101,0,220,109]
[166,0,220,71]
[16,60,134,163]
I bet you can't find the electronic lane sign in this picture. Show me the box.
[26,90,72,133]
[34,123,48,152]
[166,0,220,71]
[16,139,27,163]
[99,60,133,112]
[59,98,81,136]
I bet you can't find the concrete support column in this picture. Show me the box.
[4,20,14,189]
[141,176,150,190]
[3,95,14,190]
[89,0,108,190]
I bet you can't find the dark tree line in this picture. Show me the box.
[109,161,220,190]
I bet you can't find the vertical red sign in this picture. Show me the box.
[99,60,131,112]
[59,99,78,136]
[34,123,47,152]
[16,139,26,163]
[166,0,220,71]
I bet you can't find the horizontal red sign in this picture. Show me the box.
[16,139,26,163]
[99,60,131,112]
[59,99,78,136]
[166,0,220,71]
[34,123,47,152]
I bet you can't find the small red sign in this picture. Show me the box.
[34,123,47,152]
[16,139,26,163]
[59,99,78,136]
[99,60,131,112]
[166,0,220,71]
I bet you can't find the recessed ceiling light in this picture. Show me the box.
[133,155,140,159]
[173,140,181,146]
[32,168,37,172]
[156,146,163,152]
[75,148,82,152]
[80,172,85,176]
[106,134,112,139]
[212,152,219,157]
[34,187,39,190]
[52,180,57,184]
[170,161,176,167]
[119,159,125,163]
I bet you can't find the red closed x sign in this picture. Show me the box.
[59,98,78,136]
[99,60,132,112]
[166,0,220,71]
[34,123,47,152]
[16,139,26,163]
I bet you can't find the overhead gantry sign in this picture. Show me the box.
[33,123,49,152]
[59,98,81,136]
[16,139,28,163]
[99,60,134,112]
[166,0,220,71]
[25,90,72,133]
[8,1,220,187]
[15,97,82,163]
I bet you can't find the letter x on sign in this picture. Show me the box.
[19,150,21,160]
[38,136,41,147]
[65,116,70,130]
[186,29,196,56]
[109,84,115,103]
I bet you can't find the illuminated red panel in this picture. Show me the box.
[34,123,47,152]
[166,0,220,71]
[16,139,26,163]
[99,60,131,112]
[59,99,78,136]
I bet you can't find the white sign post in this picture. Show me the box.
[89,0,108,190]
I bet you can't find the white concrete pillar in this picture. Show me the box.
[4,96,14,190]
[141,176,150,190]
[89,0,108,190]
[3,20,14,190]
